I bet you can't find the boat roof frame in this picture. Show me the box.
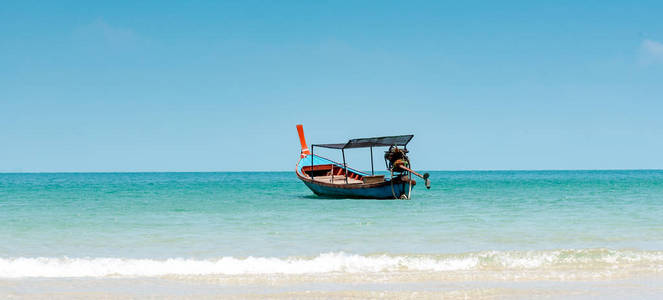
[311,134,414,150]
[308,134,413,181]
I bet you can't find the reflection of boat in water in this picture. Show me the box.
[295,124,430,199]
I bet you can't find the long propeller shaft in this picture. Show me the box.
[397,165,431,189]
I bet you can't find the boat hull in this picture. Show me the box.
[296,154,415,199]
[302,179,413,199]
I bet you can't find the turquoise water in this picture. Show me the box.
[1,170,663,277]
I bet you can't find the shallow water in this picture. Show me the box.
[1,171,662,297]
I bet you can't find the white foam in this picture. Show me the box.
[1,249,662,278]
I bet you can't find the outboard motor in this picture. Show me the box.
[385,145,431,190]
[384,146,410,172]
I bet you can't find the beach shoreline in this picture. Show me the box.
[3,273,662,299]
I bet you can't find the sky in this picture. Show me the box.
[1,0,663,172]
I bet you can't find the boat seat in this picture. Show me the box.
[362,175,385,184]
[312,175,363,184]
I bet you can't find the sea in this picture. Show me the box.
[1,170,662,298]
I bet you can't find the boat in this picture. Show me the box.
[295,124,430,199]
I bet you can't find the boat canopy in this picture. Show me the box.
[312,135,414,150]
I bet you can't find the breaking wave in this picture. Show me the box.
[1,249,663,278]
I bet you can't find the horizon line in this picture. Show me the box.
[1,168,663,174]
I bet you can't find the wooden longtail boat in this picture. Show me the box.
[295,125,430,199]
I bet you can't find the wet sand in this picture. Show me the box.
[2,272,662,299]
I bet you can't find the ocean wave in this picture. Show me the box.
[1,249,662,278]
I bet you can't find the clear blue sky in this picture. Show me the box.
[2,1,663,172]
